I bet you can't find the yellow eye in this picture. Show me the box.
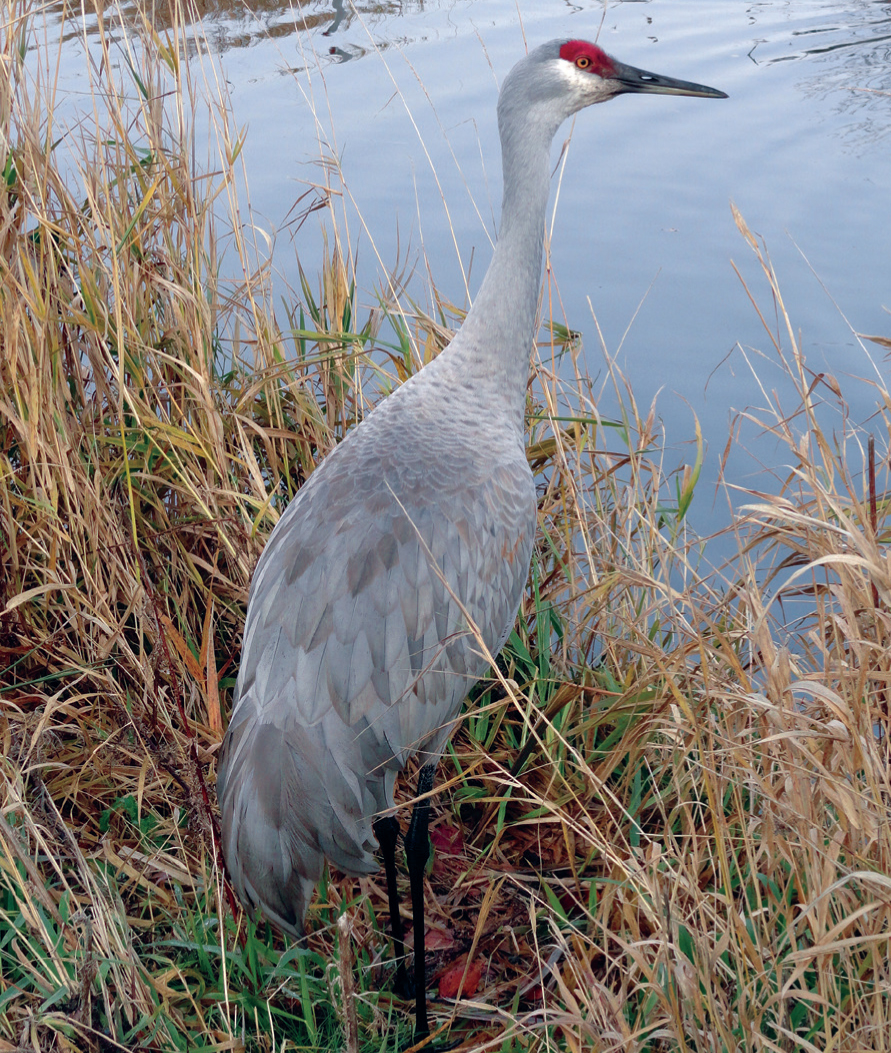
[576,56,591,70]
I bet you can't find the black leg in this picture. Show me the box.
[373,813,410,994]
[404,762,436,1041]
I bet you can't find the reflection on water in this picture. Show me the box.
[745,2,891,145]
[45,0,429,50]
[748,0,891,67]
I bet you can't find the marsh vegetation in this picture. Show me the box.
[2,3,890,1050]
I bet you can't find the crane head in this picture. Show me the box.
[556,39,728,107]
[497,39,726,139]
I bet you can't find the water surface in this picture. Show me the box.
[37,0,891,549]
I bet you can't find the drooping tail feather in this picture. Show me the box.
[217,701,382,933]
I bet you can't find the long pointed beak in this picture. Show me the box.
[611,59,728,100]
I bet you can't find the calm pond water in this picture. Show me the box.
[37,0,891,551]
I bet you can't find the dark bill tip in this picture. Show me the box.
[612,59,728,100]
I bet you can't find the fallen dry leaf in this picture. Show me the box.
[438,954,484,999]
[425,926,456,951]
[431,823,464,856]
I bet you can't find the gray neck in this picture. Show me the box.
[428,107,563,433]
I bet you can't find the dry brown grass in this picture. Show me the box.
[2,2,891,1051]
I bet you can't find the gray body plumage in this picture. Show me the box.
[217,38,727,936]
[217,350,537,930]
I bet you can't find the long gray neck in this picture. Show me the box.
[428,106,563,434]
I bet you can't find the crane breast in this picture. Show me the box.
[241,436,533,737]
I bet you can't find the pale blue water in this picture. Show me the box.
[35,0,891,550]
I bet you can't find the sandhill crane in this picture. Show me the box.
[217,38,726,1039]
